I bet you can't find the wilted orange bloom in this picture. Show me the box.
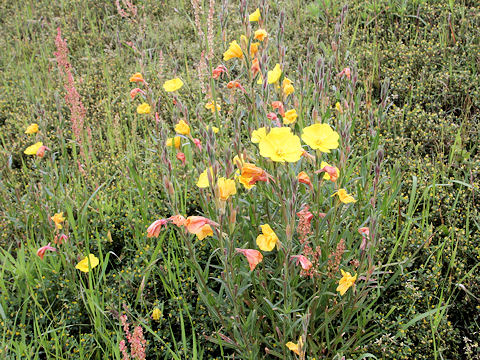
[251,58,260,77]
[316,162,339,182]
[54,233,68,245]
[301,150,316,162]
[358,227,370,237]
[297,171,313,190]
[36,145,50,158]
[147,219,169,238]
[236,248,263,270]
[129,72,144,82]
[338,67,351,80]
[169,214,186,226]
[176,152,186,165]
[130,88,145,99]
[212,64,228,79]
[184,216,219,235]
[241,163,268,185]
[227,81,246,93]
[271,101,285,116]
[196,224,213,240]
[291,255,313,271]
[37,243,56,260]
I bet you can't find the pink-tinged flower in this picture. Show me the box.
[169,214,186,226]
[318,212,327,218]
[36,243,56,260]
[337,67,351,80]
[54,233,68,245]
[130,88,146,100]
[236,248,263,271]
[212,64,228,79]
[267,112,278,121]
[301,150,316,162]
[291,255,313,271]
[251,58,260,77]
[358,227,370,237]
[176,152,186,165]
[271,101,285,117]
[193,138,202,151]
[184,216,219,235]
[36,145,50,158]
[147,219,169,238]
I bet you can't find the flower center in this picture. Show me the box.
[275,148,285,158]
[315,139,324,147]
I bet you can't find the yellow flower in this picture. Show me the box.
[320,161,339,181]
[207,125,219,134]
[251,127,267,143]
[196,224,213,240]
[283,109,298,125]
[223,40,243,61]
[286,337,303,355]
[205,101,221,113]
[25,123,39,134]
[137,103,151,114]
[259,127,303,162]
[249,8,260,22]
[24,142,43,156]
[163,78,184,92]
[197,167,214,188]
[335,102,343,113]
[267,63,282,84]
[166,136,181,150]
[256,224,278,251]
[254,29,268,41]
[332,189,356,204]
[175,120,190,135]
[217,177,236,201]
[301,123,339,152]
[232,154,246,168]
[51,212,66,230]
[336,269,357,295]
[282,78,294,96]
[75,254,99,273]
[152,308,162,321]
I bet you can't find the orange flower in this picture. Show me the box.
[316,161,340,182]
[236,248,263,270]
[36,145,50,158]
[241,163,268,185]
[254,29,268,41]
[129,72,144,82]
[184,216,219,235]
[147,219,168,238]
[130,88,145,99]
[297,171,313,190]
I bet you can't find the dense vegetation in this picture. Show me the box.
[0,0,478,359]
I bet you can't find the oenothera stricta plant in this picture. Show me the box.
[141,4,391,359]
